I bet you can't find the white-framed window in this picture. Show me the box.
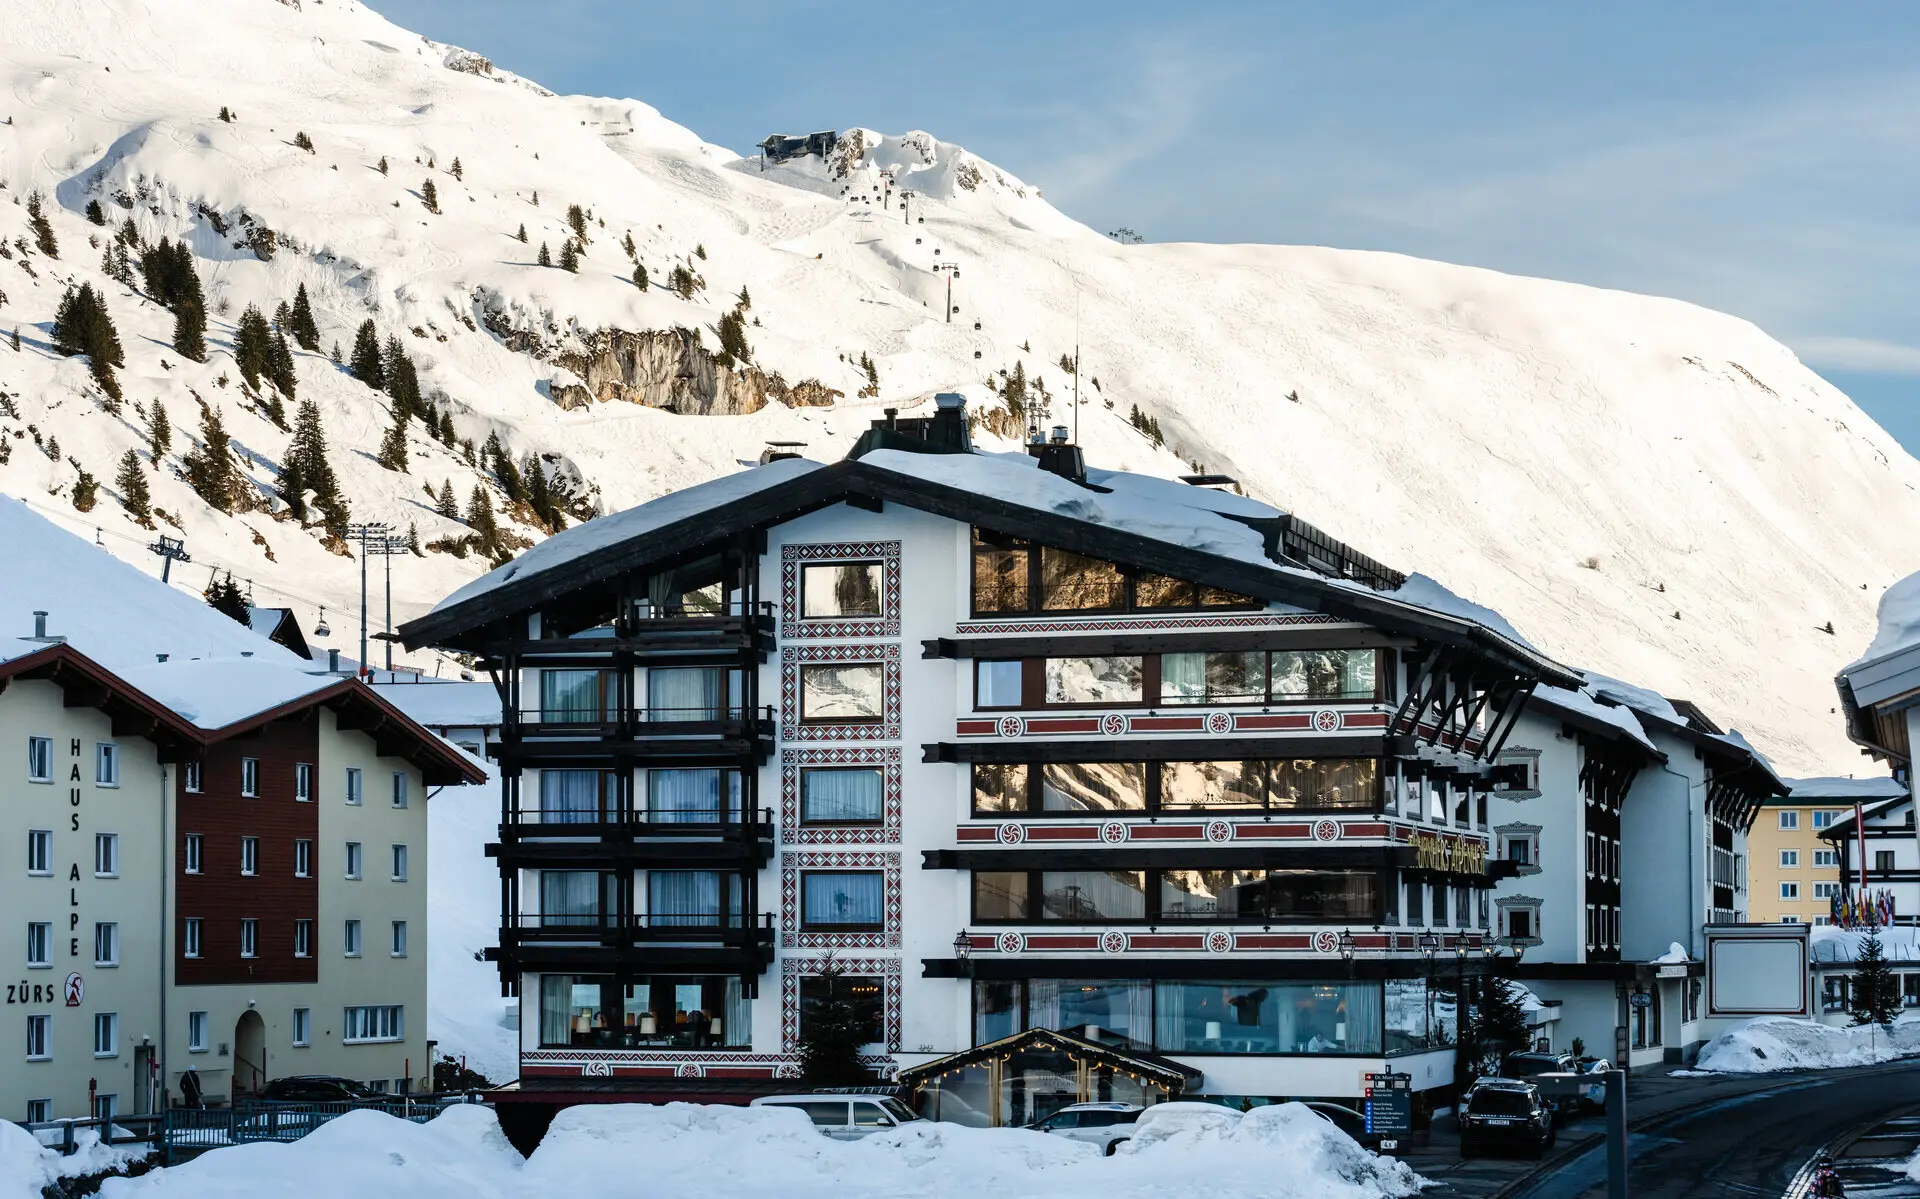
[294,839,312,878]
[345,842,363,879]
[292,1008,311,1047]
[342,1005,403,1043]
[294,919,312,958]
[26,1014,50,1060]
[241,757,260,798]
[26,923,50,969]
[1815,915,1832,927]
[241,836,259,877]
[26,1098,50,1123]
[93,922,118,967]
[93,1012,118,1057]
[1814,881,1842,900]
[92,1095,115,1122]
[1777,810,1799,830]
[295,762,313,802]
[1779,849,1799,869]
[93,833,119,877]
[391,920,408,958]
[345,767,363,806]
[1779,882,1800,900]
[27,830,52,876]
[1813,810,1840,829]
[239,918,258,959]
[1814,849,1839,868]
[343,920,362,957]
[187,1011,209,1053]
[183,760,202,793]
[391,844,408,881]
[184,833,203,874]
[183,918,202,959]
[1781,915,1803,924]
[392,773,408,809]
[95,743,120,787]
[27,737,53,783]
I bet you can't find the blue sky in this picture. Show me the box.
[377,0,1920,453]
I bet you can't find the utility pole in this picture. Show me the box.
[900,189,914,225]
[147,534,191,584]
[932,261,959,324]
[367,533,407,672]
[346,522,390,677]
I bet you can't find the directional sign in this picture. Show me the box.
[1363,1071,1413,1144]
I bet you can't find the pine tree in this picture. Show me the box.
[531,190,539,207]
[293,131,314,152]
[172,302,207,362]
[437,410,456,445]
[1850,930,1902,1026]
[621,231,636,258]
[281,399,348,535]
[267,326,297,404]
[288,283,320,351]
[716,310,751,367]
[435,479,460,520]
[205,573,250,622]
[70,465,98,513]
[26,192,57,258]
[234,305,273,391]
[736,285,751,311]
[349,320,385,389]
[862,352,879,392]
[273,300,293,332]
[566,204,587,240]
[558,239,579,272]
[525,457,557,530]
[85,199,105,226]
[147,399,172,461]
[1476,976,1532,1073]
[383,336,421,417]
[669,264,695,300]
[10,328,19,352]
[633,263,648,290]
[422,178,439,213]
[378,410,410,472]
[693,243,706,260]
[51,284,124,398]
[218,105,233,123]
[377,155,389,175]
[537,242,552,268]
[796,959,875,1088]
[450,157,463,181]
[466,485,499,556]
[182,402,237,514]
[516,223,528,243]
[115,449,150,521]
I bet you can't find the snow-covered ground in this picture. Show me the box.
[1683,1015,1920,1074]
[0,0,1914,773]
[0,1103,1422,1199]
[0,1119,144,1199]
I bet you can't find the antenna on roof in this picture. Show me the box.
[1072,284,1081,447]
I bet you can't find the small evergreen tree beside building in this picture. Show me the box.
[795,959,875,1088]
[1850,931,1902,1027]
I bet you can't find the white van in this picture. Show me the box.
[750,1093,925,1140]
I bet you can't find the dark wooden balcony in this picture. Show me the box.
[489,913,777,975]
[498,704,776,766]
[492,806,775,867]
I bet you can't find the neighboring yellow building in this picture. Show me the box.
[1749,778,1901,924]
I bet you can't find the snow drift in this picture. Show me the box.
[1689,1016,1920,1074]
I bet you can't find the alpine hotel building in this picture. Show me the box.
[401,396,1587,1124]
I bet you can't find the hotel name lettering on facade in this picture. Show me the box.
[1410,831,1487,875]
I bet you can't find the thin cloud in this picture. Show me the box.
[1795,337,1920,375]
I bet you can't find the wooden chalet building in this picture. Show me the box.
[400,395,1589,1123]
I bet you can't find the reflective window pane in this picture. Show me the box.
[972,764,1027,814]
[1029,979,1152,1049]
[1269,759,1378,810]
[1264,870,1378,921]
[1385,977,1432,1053]
[1161,652,1266,705]
[1044,657,1143,705]
[1270,650,1378,700]
[1039,547,1125,610]
[973,871,1029,920]
[1153,981,1382,1054]
[1160,869,1268,920]
[800,768,883,824]
[1039,871,1145,921]
[974,980,1025,1045]
[799,663,885,722]
[975,659,1024,708]
[801,562,883,618]
[971,532,1031,613]
[1133,574,1195,609]
[1041,762,1146,812]
[1162,761,1266,809]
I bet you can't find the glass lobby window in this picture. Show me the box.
[975,980,1025,1044]
[1270,649,1378,701]
[1040,871,1146,921]
[800,767,883,824]
[1028,979,1151,1049]
[973,871,1030,921]
[1161,652,1267,705]
[972,763,1027,814]
[1044,656,1142,705]
[623,976,751,1048]
[801,975,883,1044]
[1160,869,1268,920]
[1384,977,1432,1053]
[974,659,1024,708]
[1039,547,1125,610]
[971,531,1031,613]
[1152,981,1283,1053]
[799,663,884,723]
[541,670,609,722]
[801,562,883,618]
[1269,759,1378,810]
[1040,762,1146,812]
[1162,760,1266,809]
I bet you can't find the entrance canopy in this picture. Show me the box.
[898,1027,1200,1127]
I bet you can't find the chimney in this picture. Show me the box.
[1049,425,1070,445]
[241,651,253,658]
[884,407,899,430]
[33,611,46,638]
[156,653,169,663]
[328,648,341,672]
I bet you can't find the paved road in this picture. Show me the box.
[1509,1067,1920,1199]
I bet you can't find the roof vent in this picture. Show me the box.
[241,651,253,658]
[934,392,965,410]
[760,440,807,465]
[156,653,169,663]
[1180,474,1238,489]
[1049,425,1070,445]
[328,648,341,673]
[33,611,46,638]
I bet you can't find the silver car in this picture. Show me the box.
[751,1093,924,1140]
[1026,1102,1144,1155]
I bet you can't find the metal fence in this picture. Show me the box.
[19,1097,487,1166]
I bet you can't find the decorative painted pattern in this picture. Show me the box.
[780,541,903,639]
[953,613,1346,635]
[955,819,1394,843]
[781,643,902,741]
[958,709,1390,738]
[780,850,903,948]
[780,746,902,845]
[782,956,903,1056]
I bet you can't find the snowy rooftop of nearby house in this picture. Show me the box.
[373,680,503,729]
[1849,570,1920,673]
[1580,670,1686,726]
[117,656,339,731]
[1784,776,1909,801]
[1526,681,1661,753]
[1811,924,1920,964]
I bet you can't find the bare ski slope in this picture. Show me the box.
[0,0,1914,774]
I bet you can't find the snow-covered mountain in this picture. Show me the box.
[0,0,1914,776]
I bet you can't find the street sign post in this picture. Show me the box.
[1363,1071,1413,1152]
[1533,1069,1628,1199]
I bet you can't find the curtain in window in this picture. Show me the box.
[540,871,601,927]
[539,771,603,823]
[802,769,883,823]
[649,871,726,927]
[539,975,574,1046]
[1160,653,1206,704]
[540,670,603,721]
[648,668,723,721]
[720,977,751,1046]
[802,872,884,927]
[649,769,735,823]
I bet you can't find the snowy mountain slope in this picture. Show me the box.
[0,0,1914,776]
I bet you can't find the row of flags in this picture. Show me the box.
[1832,887,1896,930]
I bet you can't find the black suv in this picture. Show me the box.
[255,1076,385,1103]
[1500,1052,1580,1123]
[1459,1079,1556,1159]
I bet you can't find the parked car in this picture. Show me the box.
[1459,1078,1556,1160]
[1026,1102,1142,1155]
[1500,1052,1580,1123]
[1575,1057,1615,1112]
[253,1076,385,1103]
[750,1093,924,1140]
[1302,1101,1377,1148]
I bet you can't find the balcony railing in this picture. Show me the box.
[505,806,775,836]
[631,599,775,622]
[514,704,776,732]
[502,912,776,945]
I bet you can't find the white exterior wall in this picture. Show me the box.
[1488,710,1583,962]
[1620,749,1706,961]
[1,679,168,1121]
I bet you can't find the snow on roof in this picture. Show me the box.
[1651,942,1691,964]
[431,457,823,614]
[117,656,338,731]
[1081,464,1289,522]
[1526,681,1661,752]
[1811,923,1920,964]
[1712,727,1787,788]
[1386,574,1538,651]
[373,680,503,729]
[0,497,303,676]
[1579,670,1684,726]
[1849,570,1920,672]
[1785,776,1909,801]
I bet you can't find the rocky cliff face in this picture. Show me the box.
[550,328,840,415]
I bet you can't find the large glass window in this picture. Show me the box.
[1039,871,1146,921]
[647,769,740,823]
[1162,760,1266,809]
[1159,870,1269,920]
[538,770,614,823]
[971,532,1031,614]
[1384,977,1433,1053]
[540,670,609,722]
[540,870,606,927]
[1269,759,1378,810]
[800,871,885,930]
[540,974,750,1048]
[1265,870,1378,921]
[975,980,1025,1044]
[801,562,883,618]
[800,767,883,824]
[1040,763,1146,812]
[1270,649,1378,701]
[1161,652,1267,705]
[799,663,885,723]
[973,871,1030,921]
[647,871,738,928]
[800,975,883,1044]
[1040,547,1125,610]
[974,659,1024,709]
[1153,981,1381,1054]
[647,667,727,721]
[1159,869,1378,922]
[972,763,1027,813]
[1029,979,1151,1049]
[1133,574,1196,609]
[641,555,729,618]
[1044,657,1143,705]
